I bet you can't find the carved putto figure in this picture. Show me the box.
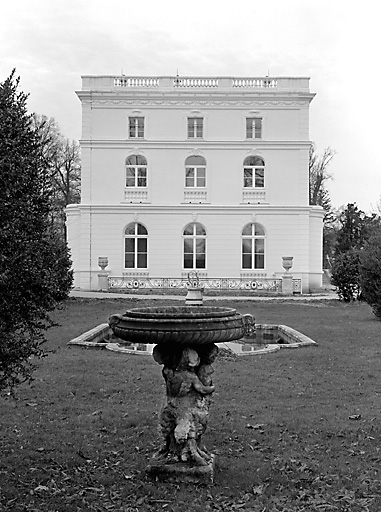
[153,344,218,466]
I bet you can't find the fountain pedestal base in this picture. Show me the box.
[147,455,215,485]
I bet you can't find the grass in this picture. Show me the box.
[1,297,381,511]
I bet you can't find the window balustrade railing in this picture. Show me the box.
[183,190,208,203]
[123,189,149,203]
[242,189,267,203]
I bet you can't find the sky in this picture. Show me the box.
[1,0,380,212]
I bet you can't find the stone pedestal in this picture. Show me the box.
[147,456,215,484]
[282,274,293,295]
[147,344,218,484]
[97,271,109,291]
[185,287,204,306]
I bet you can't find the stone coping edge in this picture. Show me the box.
[67,322,317,354]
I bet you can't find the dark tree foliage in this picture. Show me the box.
[331,249,362,302]
[0,70,73,393]
[359,229,381,318]
[335,203,379,254]
[331,203,381,302]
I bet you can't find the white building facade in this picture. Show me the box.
[66,75,323,293]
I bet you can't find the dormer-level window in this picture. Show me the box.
[246,117,262,139]
[129,117,144,138]
[187,117,203,138]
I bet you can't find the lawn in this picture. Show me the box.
[1,297,381,511]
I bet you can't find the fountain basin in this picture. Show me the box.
[68,322,317,354]
[108,306,252,346]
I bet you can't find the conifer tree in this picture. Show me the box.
[0,70,72,393]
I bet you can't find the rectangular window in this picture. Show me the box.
[243,167,264,188]
[187,117,203,138]
[254,239,265,269]
[184,239,194,269]
[126,167,136,187]
[195,239,206,269]
[137,167,147,187]
[196,168,206,187]
[242,239,252,269]
[126,167,147,187]
[129,117,144,138]
[183,238,206,269]
[255,168,264,187]
[242,239,264,269]
[185,167,206,188]
[246,118,262,139]
[137,238,148,268]
[124,237,148,268]
[125,238,136,268]
[243,168,253,188]
[185,168,195,187]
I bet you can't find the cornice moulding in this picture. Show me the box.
[78,97,314,108]
[69,203,323,215]
[79,140,312,149]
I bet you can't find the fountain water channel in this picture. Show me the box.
[68,304,316,484]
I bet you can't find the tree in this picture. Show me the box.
[309,143,335,210]
[335,203,379,254]
[32,114,81,241]
[309,143,336,268]
[0,71,73,394]
[359,229,381,318]
[331,249,362,302]
[331,203,380,302]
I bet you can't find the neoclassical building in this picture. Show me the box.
[66,75,323,293]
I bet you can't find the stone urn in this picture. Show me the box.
[109,306,255,484]
[282,256,293,273]
[98,256,108,270]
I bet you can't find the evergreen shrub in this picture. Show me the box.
[359,231,381,318]
[331,249,361,302]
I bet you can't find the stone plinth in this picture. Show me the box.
[282,274,293,295]
[147,456,215,484]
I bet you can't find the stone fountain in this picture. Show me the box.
[108,306,255,484]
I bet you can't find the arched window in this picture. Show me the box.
[242,223,265,269]
[185,156,206,188]
[183,222,206,269]
[125,155,147,188]
[124,222,148,269]
[243,156,265,188]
